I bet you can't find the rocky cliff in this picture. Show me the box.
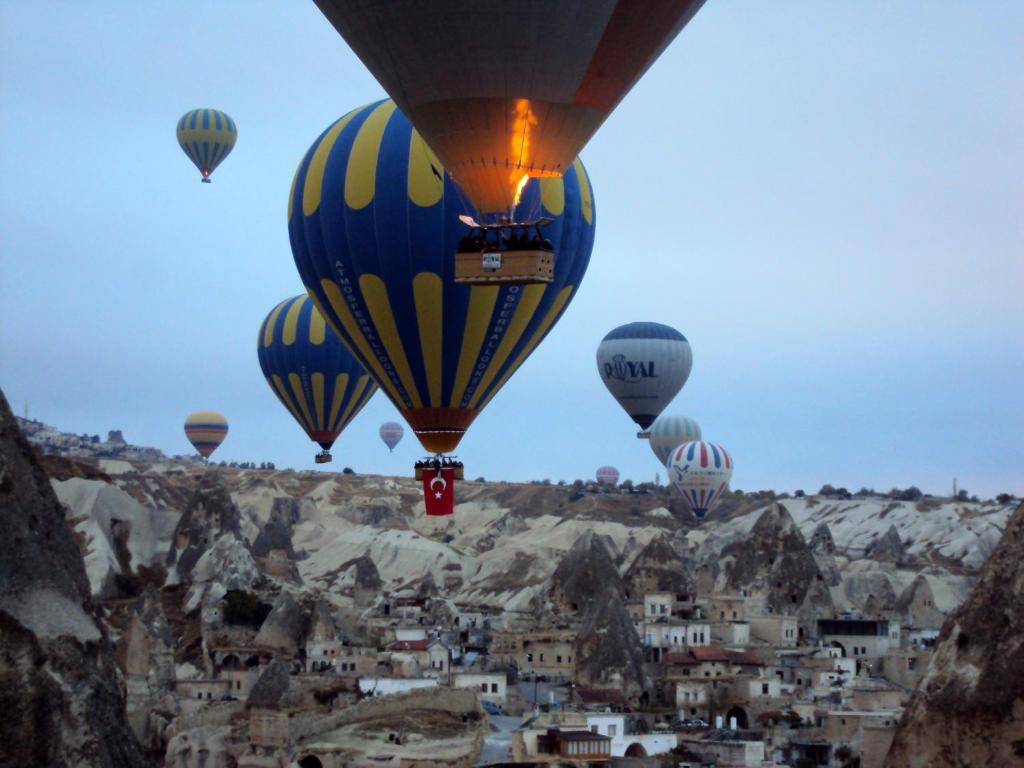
[884,502,1024,767]
[720,504,834,628]
[0,390,148,767]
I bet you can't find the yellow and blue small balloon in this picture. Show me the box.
[177,108,236,183]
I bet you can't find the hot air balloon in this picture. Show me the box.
[649,414,702,467]
[380,422,404,452]
[288,100,596,467]
[596,322,692,435]
[177,109,237,182]
[258,294,377,464]
[596,466,620,487]
[668,440,732,519]
[184,411,228,459]
[312,0,705,217]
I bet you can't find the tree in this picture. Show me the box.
[794,489,805,498]
[997,493,1016,505]
[819,484,836,496]
[342,467,355,475]
[956,489,969,502]
[621,479,634,492]
[889,486,922,501]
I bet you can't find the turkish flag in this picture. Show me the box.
[422,466,455,516]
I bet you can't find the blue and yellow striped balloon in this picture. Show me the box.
[649,414,702,467]
[258,294,376,459]
[176,108,237,182]
[288,100,596,454]
[184,411,228,459]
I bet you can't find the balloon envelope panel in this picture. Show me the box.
[668,440,732,519]
[596,322,692,430]
[177,109,237,180]
[649,414,702,466]
[184,411,228,458]
[257,294,376,451]
[312,0,705,212]
[288,100,596,453]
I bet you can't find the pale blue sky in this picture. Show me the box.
[1,2,1021,497]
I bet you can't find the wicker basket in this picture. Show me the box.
[454,249,554,285]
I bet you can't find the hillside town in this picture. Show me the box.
[8,418,1017,768]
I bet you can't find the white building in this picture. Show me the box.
[644,593,674,619]
[586,714,676,758]
[358,677,438,697]
[711,621,750,647]
[453,672,506,702]
[394,627,428,642]
[818,618,900,659]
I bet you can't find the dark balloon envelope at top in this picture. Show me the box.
[311,0,706,215]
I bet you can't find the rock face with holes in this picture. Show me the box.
[0,390,146,767]
[884,502,1024,767]
[720,504,835,632]
[621,533,695,599]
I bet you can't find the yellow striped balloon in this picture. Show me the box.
[176,108,237,182]
[288,100,596,455]
[258,294,377,462]
[184,411,228,459]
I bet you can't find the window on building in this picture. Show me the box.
[557,655,562,663]
[609,724,617,737]
[481,683,488,692]
[762,683,769,694]
[491,683,498,693]
[591,725,598,734]
[540,653,545,662]
[527,653,533,662]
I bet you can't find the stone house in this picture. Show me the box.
[748,615,799,647]
[453,671,506,702]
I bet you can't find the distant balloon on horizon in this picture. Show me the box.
[379,421,404,452]
[649,414,702,467]
[596,465,620,487]
[183,411,228,459]
[176,108,237,183]
[668,440,733,519]
[596,322,693,431]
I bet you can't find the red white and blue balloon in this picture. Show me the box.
[668,440,733,519]
[596,466,620,487]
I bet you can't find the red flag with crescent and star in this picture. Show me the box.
[422,466,455,516]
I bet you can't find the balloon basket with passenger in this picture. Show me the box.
[314,450,333,464]
[416,456,464,517]
[454,216,555,285]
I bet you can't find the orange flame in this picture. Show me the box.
[512,173,530,207]
[509,98,537,207]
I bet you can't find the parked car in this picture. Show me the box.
[481,700,503,716]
